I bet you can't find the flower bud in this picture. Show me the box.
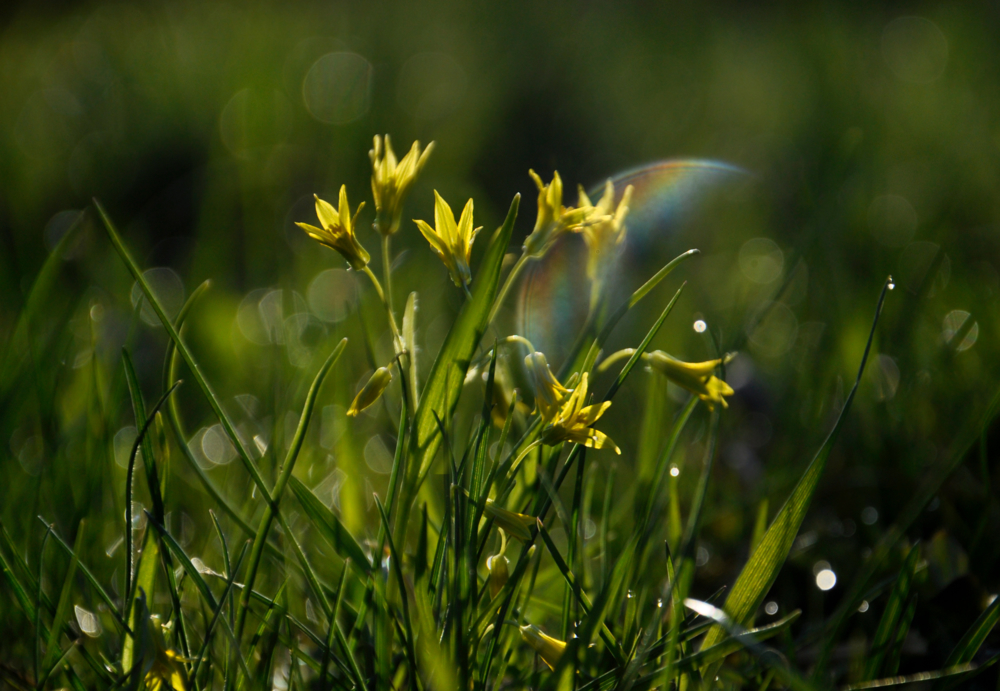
[486,554,509,599]
[519,624,567,670]
[347,367,393,417]
[484,499,536,541]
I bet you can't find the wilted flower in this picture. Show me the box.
[519,624,567,670]
[577,180,634,307]
[347,367,393,417]
[484,499,536,541]
[296,186,370,271]
[525,352,619,453]
[370,134,434,235]
[522,170,604,258]
[414,191,482,288]
[644,351,735,411]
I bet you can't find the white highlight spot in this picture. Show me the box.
[693,320,707,333]
[816,569,837,591]
[764,601,778,616]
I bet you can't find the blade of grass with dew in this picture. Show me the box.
[864,543,921,680]
[39,519,83,675]
[699,277,892,655]
[561,249,699,382]
[580,611,801,691]
[536,520,622,659]
[235,337,346,642]
[408,194,519,488]
[684,598,817,691]
[813,375,1000,678]
[945,590,1000,666]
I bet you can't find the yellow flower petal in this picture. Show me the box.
[370,134,434,235]
[413,191,480,288]
[519,624,567,670]
[644,351,736,411]
[299,186,370,271]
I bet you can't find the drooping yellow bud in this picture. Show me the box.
[484,499,536,541]
[370,134,434,235]
[486,554,509,600]
[644,351,736,411]
[347,367,393,417]
[296,186,370,271]
[519,624,567,670]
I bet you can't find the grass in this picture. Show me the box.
[1,132,999,691]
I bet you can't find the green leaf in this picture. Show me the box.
[409,194,519,484]
[123,529,160,672]
[699,278,892,654]
[289,476,372,573]
[865,544,921,680]
[946,591,1000,666]
[403,291,419,406]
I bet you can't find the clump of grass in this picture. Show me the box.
[1,134,999,691]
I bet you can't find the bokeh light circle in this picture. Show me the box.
[130,267,185,327]
[942,310,978,352]
[738,238,783,284]
[302,52,372,124]
[882,16,948,84]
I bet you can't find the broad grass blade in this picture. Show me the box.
[699,278,892,654]
[289,476,372,574]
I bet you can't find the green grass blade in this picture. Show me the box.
[945,591,1000,666]
[289,476,372,573]
[0,210,85,391]
[94,199,275,505]
[374,495,418,682]
[408,194,519,485]
[123,529,160,672]
[815,375,1000,675]
[700,277,892,654]
[684,598,817,691]
[191,541,249,680]
[884,595,917,677]
[601,284,685,402]
[864,544,921,680]
[43,524,129,634]
[236,337,346,640]
[40,519,83,674]
[403,291,419,407]
[841,661,992,691]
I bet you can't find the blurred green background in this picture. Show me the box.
[2,0,1000,673]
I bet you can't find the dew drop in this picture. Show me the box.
[693,319,707,333]
[764,601,778,616]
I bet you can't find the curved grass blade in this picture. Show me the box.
[40,519,84,674]
[864,543,921,680]
[289,476,372,573]
[699,277,892,654]
[684,598,816,691]
[95,199,276,506]
[945,591,1000,666]
[236,337,346,641]
[841,661,993,691]
[190,541,249,680]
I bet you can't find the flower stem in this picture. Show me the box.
[488,253,530,325]
[381,233,395,318]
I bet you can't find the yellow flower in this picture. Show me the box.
[522,170,604,258]
[644,351,736,411]
[347,367,393,417]
[484,499,536,541]
[525,352,619,453]
[577,181,634,295]
[296,186,370,271]
[144,647,188,691]
[414,191,482,288]
[523,351,571,421]
[519,624,567,670]
[370,134,434,235]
